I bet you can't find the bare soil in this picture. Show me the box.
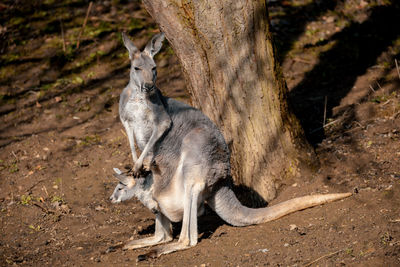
[1,0,399,266]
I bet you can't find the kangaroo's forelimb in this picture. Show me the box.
[133,115,171,176]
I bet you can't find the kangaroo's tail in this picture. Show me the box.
[207,185,352,227]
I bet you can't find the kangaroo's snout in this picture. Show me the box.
[143,82,155,92]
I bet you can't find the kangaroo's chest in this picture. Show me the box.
[120,94,155,150]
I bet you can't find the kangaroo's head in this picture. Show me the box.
[122,32,165,92]
[110,168,138,203]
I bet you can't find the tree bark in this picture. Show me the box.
[143,0,314,201]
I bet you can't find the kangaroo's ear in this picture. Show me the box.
[113,173,136,187]
[113,168,136,187]
[122,32,138,60]
[144,32,165,58]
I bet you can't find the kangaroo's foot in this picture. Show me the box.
[123,234,173,250]
[137,239,192,261]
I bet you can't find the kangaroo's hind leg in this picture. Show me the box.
[139,171,206,259]
[123,212,172,250]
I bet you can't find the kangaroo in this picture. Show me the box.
[110,32,352,260]
[119,32,171,177]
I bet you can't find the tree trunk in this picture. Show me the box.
[143,0,314,201]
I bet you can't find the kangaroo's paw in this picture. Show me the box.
[133,161,143,177]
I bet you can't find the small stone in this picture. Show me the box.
[95,205,104,211]
[284,243,290,247]
[289,224,297,231]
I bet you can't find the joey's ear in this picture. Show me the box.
[113,167,136,187]
[122,32,138,60]
[113,173,136,187]
[144,32,165,58]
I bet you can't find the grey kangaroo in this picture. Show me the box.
[110,32,352,260]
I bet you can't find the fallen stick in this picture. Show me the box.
[59,18,66,52]
[309,118,340,134]
[323,96,327,127]
[395,59,400,80]
[33,203,56,215]
[303,249,342,267]
[76,1,93,49]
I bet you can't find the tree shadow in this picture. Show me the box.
[268,0,338,62]
[288,2,400,144]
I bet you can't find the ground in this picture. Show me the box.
[1,0,399,266]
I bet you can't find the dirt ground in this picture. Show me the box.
[1,0,399,266]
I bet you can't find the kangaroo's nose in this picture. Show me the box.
[143,82,154,91]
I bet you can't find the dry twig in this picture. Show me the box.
[303,249,342,267]
[120,129,127,138]
[369,84,376,93]
[33,203,56,215]
[323,96,328,126]
[395,59,400,80]
[59,18,66,52]
[76,1,93,49]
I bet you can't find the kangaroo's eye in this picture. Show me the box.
[134,67,141,71]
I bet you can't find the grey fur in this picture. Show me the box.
[110,168,158,212]
[119,32,170,176]
[110,33,352,260]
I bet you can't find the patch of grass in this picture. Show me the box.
[20,195,32,205]
[0,53,21,64]
[51,194,65,204]
[380,232,393,245]
[86,71,95,78]
[128,17,145,32]
[78,134,101,146]
[345,247,354,256]
[75,50,105,68]
[305,28,319,37]
[72,76,84,85]
[112,150,121,156]
[32,10,48,19]
[0,66,14,80]
[54,177,62,185]
[28,224,42,232]
[85,21,113,38]
[370,95,388,103]
[79,104,91,112]
[9,17,25,26]
[9,161,19,173]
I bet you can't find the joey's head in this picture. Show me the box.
[110,182,135,203]
[122,32,165,93]
[110,169,139,203]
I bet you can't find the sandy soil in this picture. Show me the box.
[1,0,399,266]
